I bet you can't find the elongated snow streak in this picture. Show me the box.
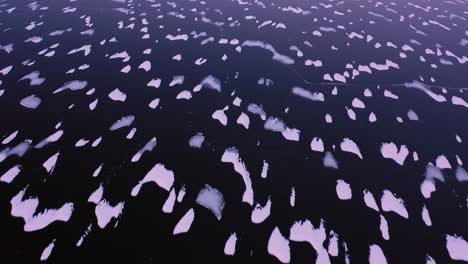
[173,208,194,235]
[53,80,88,94]
[40,240,55,261]
[0,141,31,163]
[291,87,324,101]
[242,40,295,65]
[402,81,446,102]
[131,137,156,162]
[221,148,254,206]
[110,115,135,131]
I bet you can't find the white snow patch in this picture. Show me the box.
[261,160,269,179]
[422,205,432,226]
[379,215,389,240]
[436,155,452,169]
[420,179,436,198]
[40,240,55,261]
[212,107,228,126]
[147,78,161,88]
[363,190,379,212]
[221,148,254,205]
[340,138,363,159]
[292,87,324,101]
[195,184,224,220]
[131,137,157,162]
[88,185,103,204]
[336,179,352,200]
[95,200,124,229]
[109,115,134,131]
[352,98,365,108]
[251,197,271,224]
[224,233,237,256]
[323,152,339,169]
[108,88,127,102]
[268,227,290,263]
[310,137,324,152]
[176,90,192,100]
[289,219,330,264]
[138,61,151,71]
[162,189,176,214]
[0,164,21,183]
[369,244,387,264]
[20,95,41,109]
[381,190,409,219]
[43,152,59,174]
[236,112,250,129]
[173,208,195,235]
[380,143,409,165]
[446,235,468,261]
[131,163,175,196]
[189,133,205,148]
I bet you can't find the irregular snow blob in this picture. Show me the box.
[381,190,409,219]
[446,235,468,261]
[195,184,224,220]
[224,233,237,256]
[336,179,352,200]
[369,244,387,264]
[221,148,254,205]
[380,143,409,165]
[131,163,175,196]
[189,133,205,148]
[268,227,290,263]
[340,138,363,159]
[251,197,271,224]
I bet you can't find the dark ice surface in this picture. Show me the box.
[0,0,468,263]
